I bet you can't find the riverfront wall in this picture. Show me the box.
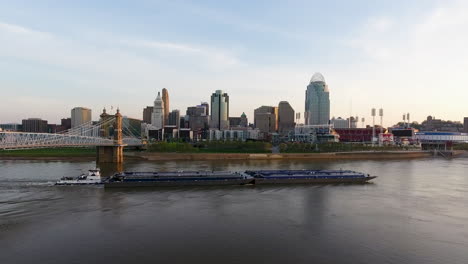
[3,150,466,161]
[131,151,437,161]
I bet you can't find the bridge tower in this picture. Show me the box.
[99,107,112,138]
[97,108,125,163]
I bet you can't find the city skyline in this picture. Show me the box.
[1,0,468,126]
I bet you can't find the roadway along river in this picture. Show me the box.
[1,158,467,264]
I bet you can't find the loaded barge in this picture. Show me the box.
[104,170,376,188]
[245,170,376,184]
[105,171,253,188]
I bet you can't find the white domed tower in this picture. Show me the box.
[305,72,330,125]
[151,91,164,129]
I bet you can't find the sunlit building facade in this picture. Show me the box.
[162,88,169,126]
[71,107,91,128]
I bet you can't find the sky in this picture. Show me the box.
[1,0,467,127]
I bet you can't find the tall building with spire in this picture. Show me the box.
[305,73,330,125]
[151,91,164,130]
[162,88,169,126]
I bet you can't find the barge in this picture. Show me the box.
[103,169,376,188]
[245,169,376,184]
[104,171,254,188]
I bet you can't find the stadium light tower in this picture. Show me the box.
[379,108,383,133]
[371,108,376,145]
[407,113,410,128]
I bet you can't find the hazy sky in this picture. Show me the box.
[1,0,467,126]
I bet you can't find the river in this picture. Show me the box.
[1,158,467,264]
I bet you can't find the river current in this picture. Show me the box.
[1,158,467,264]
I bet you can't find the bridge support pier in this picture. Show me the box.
[96,145,123,163]
[96,108,125,164]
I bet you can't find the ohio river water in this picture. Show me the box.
[1,158,467,264]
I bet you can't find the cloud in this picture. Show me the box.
[169,2,309,41]
[369,17,395,32]
[0,20,242,77]
[122,39,241,68]
[349,1,468,64]
[132,40,202,53]
[2,1,468,126]
[0,20,246,122]
[340,0,468,124]
[0,22,51,37]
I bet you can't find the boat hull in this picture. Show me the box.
[253,176,376,185]
[104,178,254,188]
[55,180,103,185]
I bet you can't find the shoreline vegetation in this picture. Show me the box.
[0,148,96,158]
[147,141,272,153]
[1,142,466,161]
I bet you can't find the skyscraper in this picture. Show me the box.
[200,102,209,116]
[162,88,169,126]
[305,73,330,125]
[254,106,278,133]
[168,110,181,128]
[151,92,164,130]
[71,107,91,128]
[22,118,48,133]
[210,90,229,130]
[278,101,295,135]
[143,106,153,124]
[187,105,209,131]
[61,118,71,130]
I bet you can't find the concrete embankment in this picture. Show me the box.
[0,156,95,161]
[0,154,143,161]
[130,151,440,161]
[2,150,465,161]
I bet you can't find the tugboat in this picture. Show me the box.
[56,169,103,185]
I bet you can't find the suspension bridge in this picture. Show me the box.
[0,109,143,162]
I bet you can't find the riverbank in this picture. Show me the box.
[1,149,465,161]
[0,148,96,159]
[0,148,138,161]
[130,150,451,161]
